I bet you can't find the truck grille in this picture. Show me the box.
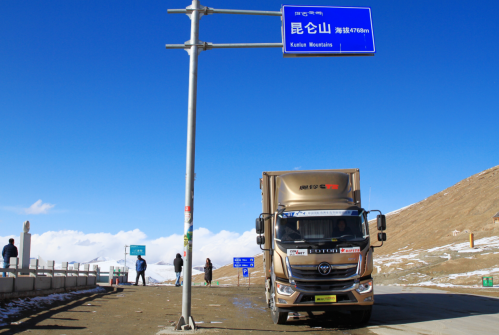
[295,279,356,292]
[291,264,357,280]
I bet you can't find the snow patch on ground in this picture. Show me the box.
[374,236,499,288]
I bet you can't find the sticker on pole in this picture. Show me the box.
[282,5,375,57]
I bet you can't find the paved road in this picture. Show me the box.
[367,286,499,335]
[1,285,498,334]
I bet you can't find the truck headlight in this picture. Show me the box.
[276,283,295,296]
[356,280,373,294]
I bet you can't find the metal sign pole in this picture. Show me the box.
[177,0,201,331]
[167,4,281,331]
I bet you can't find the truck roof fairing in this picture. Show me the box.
[276,171,358,211]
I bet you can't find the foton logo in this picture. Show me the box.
[299,184,339,190]
[340,247,361,253]
[287,249,308,256]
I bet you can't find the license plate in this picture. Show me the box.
[315,295,336,303]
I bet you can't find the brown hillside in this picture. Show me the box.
[369,165,499,255]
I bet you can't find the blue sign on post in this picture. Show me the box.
[233,257,254,268]
[130,245,146,256]
[282,5,375,56]
[242,268,249,278]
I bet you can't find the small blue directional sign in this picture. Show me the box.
[130,245,146,256]
[233,257,254,268]
[242,268,249,278]
[282,5,375,56]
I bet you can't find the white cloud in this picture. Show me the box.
[25,200,55,214]
[0,228,260,268]
[294,166,301,170]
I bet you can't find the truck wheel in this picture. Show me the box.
[271,304,288,324]
[351,306,372,325]
[270,293,288,324]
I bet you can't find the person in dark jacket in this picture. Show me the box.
[134,255,147,286]
[2,238,18,277]
[173,253,183,287]
[204,258,213,287]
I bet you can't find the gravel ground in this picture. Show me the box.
[0,285,375,335]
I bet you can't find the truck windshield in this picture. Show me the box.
[276,211,368,242]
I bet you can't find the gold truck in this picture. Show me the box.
[256,169,386,324]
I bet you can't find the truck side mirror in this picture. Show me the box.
[257,236,265,245]
[378,233,387,241]
[377,215,386,231]
[255,218,264,234]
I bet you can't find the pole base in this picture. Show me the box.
[176,315,196,331]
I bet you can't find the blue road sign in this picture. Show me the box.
[242,268,249,278]
[282,5,375,56]
[233,257,255,268]
[234,263,254,268]
[130,245,146,256]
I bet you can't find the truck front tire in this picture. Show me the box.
[271,304,288,324]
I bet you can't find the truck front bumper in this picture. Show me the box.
[275,278,374,310]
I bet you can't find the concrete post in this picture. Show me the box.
[19,221,31,275]
[95,265,100,282]
[110,266,114,285]
[29,259,38,277]
[29,259,38,290]
[9,257,18,278]
[47,260,55,277]
[83,264,89,277]
[61,262,68,288]
[74,263,80,277]
[61,262,68,276]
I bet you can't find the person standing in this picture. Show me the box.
[204,258,213,287]
[2,238,18,278]
[173,253,183,287]
[134,255,147,286]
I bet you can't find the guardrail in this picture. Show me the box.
[0,257,100,295]
[99,266,129,284]
[1,258,131,294]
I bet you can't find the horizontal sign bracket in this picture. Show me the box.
[165,42,283,51]
[168,8,282,17]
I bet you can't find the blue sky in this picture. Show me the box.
[1,0,498,241]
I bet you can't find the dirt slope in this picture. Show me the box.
[368,165,499,287]
[369,165,499,255]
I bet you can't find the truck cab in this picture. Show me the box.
[256,170,386,324]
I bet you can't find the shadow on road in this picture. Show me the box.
[371,292,499,326]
